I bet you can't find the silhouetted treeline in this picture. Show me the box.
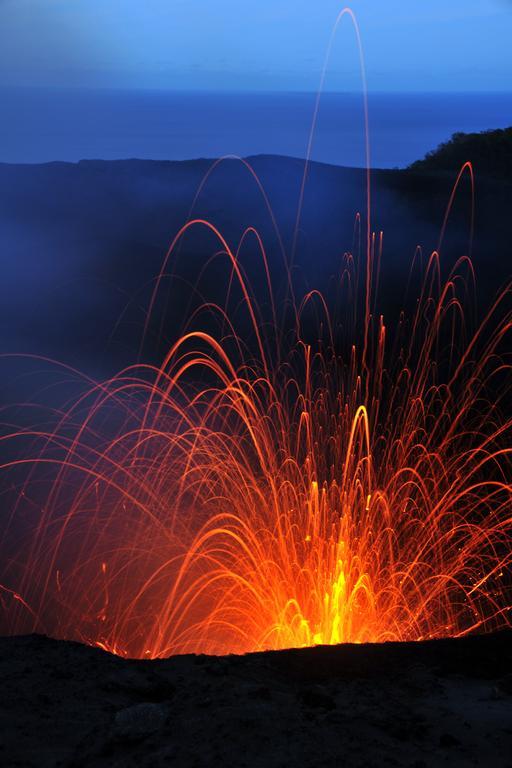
[409,127,512,180]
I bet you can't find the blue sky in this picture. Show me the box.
[0,1,511,91]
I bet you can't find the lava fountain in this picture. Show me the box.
[1,181,511,658]
[1,12,512,659]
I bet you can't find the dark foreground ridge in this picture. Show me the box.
[1,632,511,767]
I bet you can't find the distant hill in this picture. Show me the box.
[0,152,510,380]
[409,127,512,180]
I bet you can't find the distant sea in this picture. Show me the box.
[1,89,511,168]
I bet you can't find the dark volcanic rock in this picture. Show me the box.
[113,702,168,739]
[0,632,511,767]
[299,684,336,710]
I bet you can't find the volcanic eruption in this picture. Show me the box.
[0,10,511,662]
[0,156,511,659]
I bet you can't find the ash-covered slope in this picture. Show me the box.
[1,632,511,767]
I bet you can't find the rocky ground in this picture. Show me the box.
[0,632,511,767]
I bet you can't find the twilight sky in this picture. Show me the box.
[0,1,511,91]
